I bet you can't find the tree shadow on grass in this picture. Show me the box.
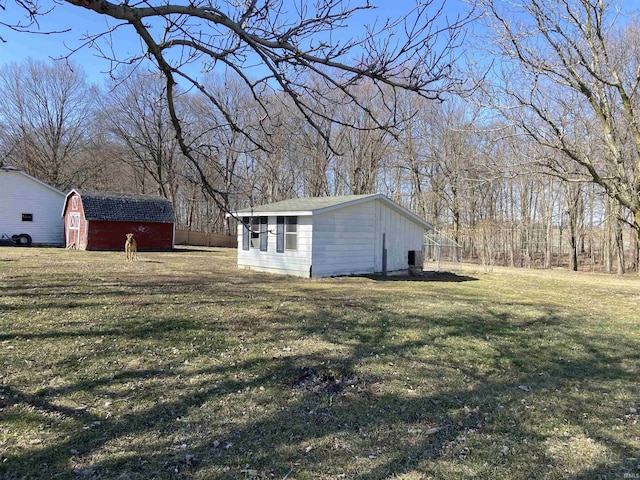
[3,329,636,479]
[1,267,638,479]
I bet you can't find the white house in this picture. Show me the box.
[0,166,65,246]
[230,194,432,278]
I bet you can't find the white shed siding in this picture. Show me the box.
[232,194,430,278]
[311,202,377,277]
[0,170,65,246]
[236,216,312,277]
[374,200,425,272]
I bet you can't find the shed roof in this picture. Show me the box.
[66,190,175,223]
[232,194,432,229]
[235,194,377,215]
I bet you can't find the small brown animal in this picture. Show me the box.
[125,233,137,261]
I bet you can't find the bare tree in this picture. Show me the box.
[8,0,474,212]
[0,59,99,189]
[480,0,640,271]
[422,99,488,244]
[294,75,342,197]
[334,84,396,195]
[100,71,182,200]
[564,181,584,271]
[185,72,266,233]
[298,119,335,197]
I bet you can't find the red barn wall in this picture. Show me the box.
[86,221,174,251]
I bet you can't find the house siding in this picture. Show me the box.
[0,169,65,246]
[236,216,312,277]
[311,202,377,277]
[311,199,425,277]
[374,200,425,272]
[232,195,429,278]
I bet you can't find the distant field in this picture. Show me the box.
[1,247,639,479]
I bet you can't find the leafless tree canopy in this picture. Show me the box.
[0,59,100,189]
[479,0,640,262]
[5,0,474,209]
[3,1,639,273]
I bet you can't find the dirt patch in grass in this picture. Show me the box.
[0,247,639,479]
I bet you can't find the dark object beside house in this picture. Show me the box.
[0,233,32,247]
[62,190,175,251]
[0,234,16,247]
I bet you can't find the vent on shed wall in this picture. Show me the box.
[408,250,423,269]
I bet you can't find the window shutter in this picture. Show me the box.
[242,217,249,250]
[260,217,268,251]
[276,216,284,253]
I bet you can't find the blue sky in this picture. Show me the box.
[0,1,473,86]
[0,1,142,84]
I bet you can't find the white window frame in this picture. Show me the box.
[285,216,297,251]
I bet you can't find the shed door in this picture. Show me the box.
[67,213,80,248]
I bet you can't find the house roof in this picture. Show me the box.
[0,165,65,196]
[231,194,433,229]
[64,190,175,223]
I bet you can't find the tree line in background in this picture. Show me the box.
[1,0,639,274]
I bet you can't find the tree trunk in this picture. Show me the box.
[568,221,578,272]
[615,214,625,275]
[632,228,640,274]
[543,179,553,269]
[544,214,552,269]
[558,214,564,268]
[568,205,578,272]
[633,210,640,274]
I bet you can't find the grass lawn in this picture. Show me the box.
[0,247,639,479]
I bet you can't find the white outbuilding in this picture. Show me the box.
[230,194,432,278]
[0,166,65,246]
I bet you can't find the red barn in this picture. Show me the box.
[62,190,175,251]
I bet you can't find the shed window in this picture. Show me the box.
[71,196,79,210]
[22,213,33,222]
[285,217,297,250]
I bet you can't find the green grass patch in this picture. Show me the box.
[0,248,639,479]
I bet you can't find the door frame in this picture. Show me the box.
[67,213,80,248]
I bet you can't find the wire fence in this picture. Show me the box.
[423,228,463,270]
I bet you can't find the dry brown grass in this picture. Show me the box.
[0,247,639,479]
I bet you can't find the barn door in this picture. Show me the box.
[67,213,80,248]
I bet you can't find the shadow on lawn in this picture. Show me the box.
[1,272,638,479]
[363,271,479,283]
[3,333,636,479]
[170,246,228,253]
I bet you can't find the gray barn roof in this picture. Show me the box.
[71,191,175,223]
